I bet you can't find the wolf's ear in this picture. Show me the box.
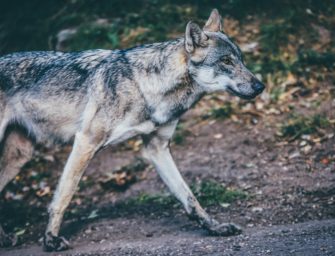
[185,21,208,53]
[203,9,222,32]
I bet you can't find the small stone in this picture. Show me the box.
[214,133,223,139]
[301,134,311,140]
[220,203,230,208]
[84,229,92,234]
[299,140,307,147]
[302,145,312,154]
[252,207,263,213]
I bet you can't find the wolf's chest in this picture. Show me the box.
[149,89,204,125]
[150,101,186,125]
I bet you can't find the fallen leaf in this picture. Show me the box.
[321,158,330,165]
[87,209,99,219]
[15,229,26,236]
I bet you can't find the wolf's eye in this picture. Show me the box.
[221,57,233,66]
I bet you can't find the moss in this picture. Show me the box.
[192,180,247,207]
[280,114,332,140]
[209,103,233,119]
[172,123,192,145]
[124,180,247,209]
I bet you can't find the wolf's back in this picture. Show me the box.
[0,50,113,94]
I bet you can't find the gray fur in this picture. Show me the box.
[0,9,264,251]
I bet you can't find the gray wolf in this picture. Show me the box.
[0,9,265,251]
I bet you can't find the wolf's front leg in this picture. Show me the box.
[142,122,241,236]
[43,131,104,252]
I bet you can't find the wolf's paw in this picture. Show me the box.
[0,231,17,248]
[43,232,70,252]
[207,222,242,236]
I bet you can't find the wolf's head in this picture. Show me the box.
[185,9,265,99]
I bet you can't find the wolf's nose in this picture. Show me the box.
[252,82,265,93]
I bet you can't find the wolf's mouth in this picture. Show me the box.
[226,87,257,100]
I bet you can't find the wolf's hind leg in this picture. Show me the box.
[0,130,34,195]
[0,130,34,247]
[142,121,241,236]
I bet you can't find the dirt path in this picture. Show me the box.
[1,219,334,255]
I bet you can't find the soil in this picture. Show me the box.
[0,96,334,255]
[2,219,335,256]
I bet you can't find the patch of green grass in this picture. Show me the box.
[121,193,177,211]
[172,133,185,145]
[131,193,176,206]
[192,181,247,207]
[172,123,192,145]
[280,114,332,140]
[124,180,247,209]
[209,103,233,119]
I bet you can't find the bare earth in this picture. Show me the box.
[0,95,334,255]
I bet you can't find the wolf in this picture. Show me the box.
[0,9,264,251]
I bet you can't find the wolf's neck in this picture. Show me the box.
[126,38,204,124]
[127,38,189,90]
